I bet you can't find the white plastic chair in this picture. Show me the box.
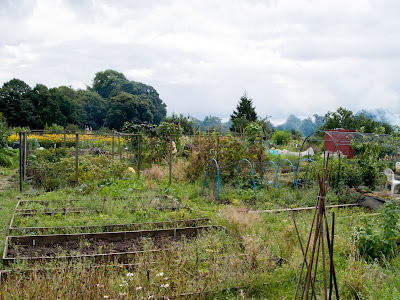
[384,168,400,195]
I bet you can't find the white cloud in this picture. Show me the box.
[1,0,400,123]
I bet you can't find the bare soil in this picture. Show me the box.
[7,236,183,258]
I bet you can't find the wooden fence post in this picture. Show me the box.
[75,133,79,186]
[216,135,220,162]
[137,135,141,174]
[112,132,115,160]
[118,135,121,162]
[199,127,202,150]
[23,132,27,180]
[19,132,22,192]
[169,136,172,185]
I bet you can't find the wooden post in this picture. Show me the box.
[192,127,196,154]
[216,135,220,162]
[169,136,172,186]
[242,128,245,141]
[75,134,79,186]
[118,135,121,162]
[23,132,27,180]
[137,135,141,174]
[199,127,202,150]
[112,132,115,160]
[63,129,66,148]
[19,132,23,192]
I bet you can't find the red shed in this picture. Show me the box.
[325,129,356,158]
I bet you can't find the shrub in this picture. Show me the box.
[272,130,291,146]
[356,200,400,262]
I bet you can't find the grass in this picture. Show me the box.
[1,157,400,299]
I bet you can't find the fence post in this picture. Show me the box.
[193,127,196,154]
[75,133,79,186]
[19,132,23,192]
[199,127,202,150]
[216,135,220,162]
[63,129,66,148]
[23,132,27,180]
[169,136,172,185]
[118,134,121,162]
[112,132,115,160]
[137,135,141,174]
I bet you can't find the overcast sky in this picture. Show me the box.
[1,0,400,124]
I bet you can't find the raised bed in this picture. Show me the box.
[9,218,210,235]
[359,193,387,210]
[3,225,224,266]
[15,195,180,209]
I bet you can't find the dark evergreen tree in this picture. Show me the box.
[230,93,258,132]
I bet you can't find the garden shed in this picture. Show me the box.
[325,129,356,158]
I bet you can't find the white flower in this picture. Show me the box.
[103,296,109,299]
[96,284,104,288]
[136,286,143,291]
[160,283,170,288]
[126,273,134,277]
[119,281,128,287]
[156,272,164,277]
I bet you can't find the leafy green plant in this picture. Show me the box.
[0,112,10,148]
[245,122,262,145]
[272,130,291,146]
[351,136,385,190]
[45,123,64,133]
[356,200,400,262]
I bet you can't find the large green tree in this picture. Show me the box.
[92,69,166,125]
[105,92,154,130]
[78,90,108,130]
[0,79,34,127]
[230,93,258,132]
[92,69,127,99]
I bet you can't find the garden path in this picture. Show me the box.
[0,176,10,191]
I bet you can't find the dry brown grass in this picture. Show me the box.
[143,164,166,181]
[221,205,261,231]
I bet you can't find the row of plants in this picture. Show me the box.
[2,151,400,298]
[26,148,136,191]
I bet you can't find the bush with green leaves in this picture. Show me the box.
[272,130,291,146]
[27,148,133,191]
[122,121,184,167]
[356,200,400,262]
[351,136,386,190]
[186,134,268,183]
[0,112,10,148]
[245,122,263,145]
[45,123,64,133]
[0,148,18,168]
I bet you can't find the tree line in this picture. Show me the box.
[228,93,394,136]
[0,69,167,130]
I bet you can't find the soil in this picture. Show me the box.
[7,235,183,258]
